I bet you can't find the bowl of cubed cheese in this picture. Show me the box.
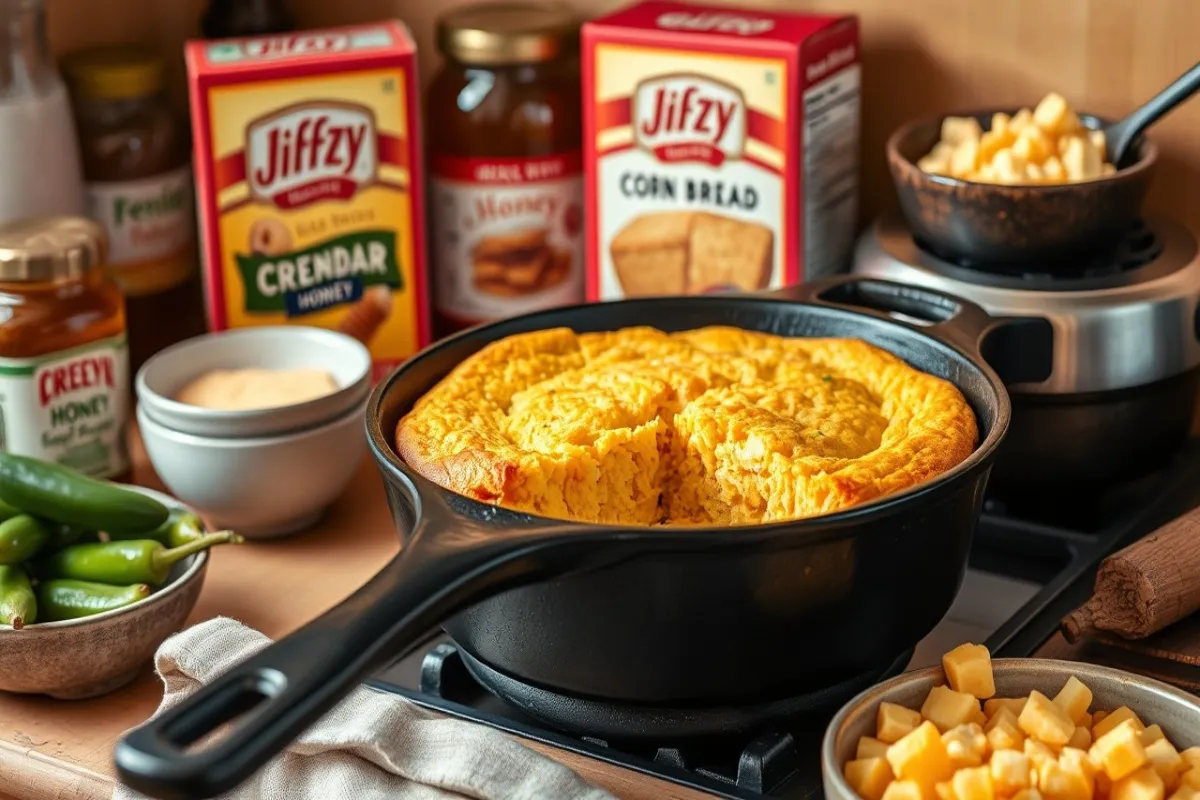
[823,644,1200,800]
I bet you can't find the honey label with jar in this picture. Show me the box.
[582,1,860,300]
[186,22,429,381]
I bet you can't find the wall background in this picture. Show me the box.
[44,0,1200,230]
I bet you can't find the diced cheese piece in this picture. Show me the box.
[846,757,895,800]
[1182,750,1200,773]
[1042,155,1066,180]
[976,164,998,182]
[1069,727,1093,751]
[990,718,1027,752]
[992,148,1026,183]
[1183,771,1200,790]
[988,708,1021,733]
[1054,677,1094,725]
[1092,720,1150,781]
[1011,108,1034,132]
[1014,126,1053,164]
[936,781,955,800]
[953,765,996,800]
[1033,93,1071,134]
[942,116,983,146]
[924,686,984,732]
[1040,750,1096,800]
[884,780,925,800]
[860,736,892,760]
[918,154,951,175]
[1095,711,1146,741]
[1014,791,1046,800]
[1102,163,1117,176]
[1028,740,1061,769]
[950,139,981,179]
[1169,786,1200,800]
[888,722,955,797]
[1142,727,1166,746]
[986,699,1030,720]
[1145,739,1186,792]
[978,129,1014,165]
[1090,129,1108,162]
[1061,134,1102,181]
[1021,691,1077,747]
[1099,772,1114,797]
[944,724,989,770]
[1112,766,1165,800]
[993,750,1034,794]
[1025,162,1045,182]
[992,113,1012,138]
[1094,711,1110,729]
[879,702,924,743]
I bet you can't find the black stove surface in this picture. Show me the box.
[367,441,1200,799]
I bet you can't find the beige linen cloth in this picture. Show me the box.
[115,617,615,800]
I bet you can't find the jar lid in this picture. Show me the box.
[61,45,164,101]
[437,2,578,66]
[0,216,106,282]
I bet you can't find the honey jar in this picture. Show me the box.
[0,217,130,479]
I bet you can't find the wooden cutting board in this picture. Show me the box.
[0,430,708,800]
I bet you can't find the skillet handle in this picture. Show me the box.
[113,521,621,800]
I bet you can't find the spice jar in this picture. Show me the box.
[429,2,583,337]
[61,45,204,378]
[0,217,130,480]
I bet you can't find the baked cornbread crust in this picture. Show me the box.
[396,326,978,526]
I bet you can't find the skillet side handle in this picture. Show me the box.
[113,528,609,800]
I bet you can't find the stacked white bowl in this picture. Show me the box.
[135,327,371,538]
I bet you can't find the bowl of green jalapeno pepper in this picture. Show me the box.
[0,454,243,699]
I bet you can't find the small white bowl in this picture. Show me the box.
[138,400,366,538]
[136,326,371,438]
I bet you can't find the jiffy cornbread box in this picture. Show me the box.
[583,2,860,300]
[186,22,428,380]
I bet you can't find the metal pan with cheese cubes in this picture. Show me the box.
[887,108,1157,267]
[823,655,1200,800]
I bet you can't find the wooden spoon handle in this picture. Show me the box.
[1107,61,1200,165]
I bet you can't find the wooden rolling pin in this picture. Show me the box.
[1062,505,1200,643]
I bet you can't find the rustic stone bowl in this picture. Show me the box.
[886,110,1158,266]
[0,488,208,700]
[822,658,1200,800]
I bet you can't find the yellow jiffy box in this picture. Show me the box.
[186,22,430,381]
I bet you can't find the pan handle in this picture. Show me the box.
[113,519,634,800]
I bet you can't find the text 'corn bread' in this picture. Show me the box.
[396,326,978,526]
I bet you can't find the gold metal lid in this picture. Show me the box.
[437,2,579,66]
[0,216,106,282]
[61,45,164,101]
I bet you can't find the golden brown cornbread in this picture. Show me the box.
[396,326,978,526]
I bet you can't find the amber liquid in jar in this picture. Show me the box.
[428,3,584,338]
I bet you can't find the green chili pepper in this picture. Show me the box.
[0,515,51,564]
[36,580,150,621]
[109,507,218,549]
[35,531,242,587]
[0,565,35,628]
[0,454,168,535]
[0,498,20,523]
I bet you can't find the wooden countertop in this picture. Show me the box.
[0,432,709,800]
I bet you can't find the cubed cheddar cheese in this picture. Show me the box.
[944,724,989,770]
[1061,134,1103,181]
[1070,728,1094,751]
[1182,771,1200,790]
[988,708,1021,733]
[1169,787,1200,800]
[860,736,893,760]
[1011,108,1034,131]
[846,757,895,800]
[1013,126,1053,165]
[1021,691,1078,748]
[986,699,1030,720]
[941,116,983,147]
[1014,791,1047,800]
[1182,750,1200,773]
[1089,130,1108,162]
[1096,709,1145,740]
[992,750,1034,794]
[1033,92,1071,134]
[1028,740,1061,770]
[1142,727,1167,746]
[1092,720,1150,781]
[1144,739,1186,792]
[924,686,984,732]
[953,765,996,800]
[1112,766,1165,800]
[936,781,955,800]
[889,722,956,796]
[950,139,981,179]
[1094,711,1110,729]
[1054,677,1094,725]
[1039,752,1095,800]
[880,702,924,743]
[989,718,1027,752]
[1043,155,1066,181]
[884,780,926,800]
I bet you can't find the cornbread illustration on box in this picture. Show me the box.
[583,2,860,299]
[186,23,429,382]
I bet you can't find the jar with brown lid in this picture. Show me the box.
[0,216,130,480]
[428,2,584,337]
[60,45,204,379]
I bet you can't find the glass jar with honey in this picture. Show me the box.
[0,216,130,479]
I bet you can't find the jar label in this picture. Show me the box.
[430,152,585,324]
[86,165,197,297]
[0,335,130,479]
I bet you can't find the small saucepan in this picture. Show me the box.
[115,277,1031,800]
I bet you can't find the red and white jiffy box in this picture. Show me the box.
[583,2,860,300]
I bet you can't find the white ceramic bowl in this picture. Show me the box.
[0,487,207,699]
[136,326,371,438]
[822,659,1200,800]
[137,399,366,538]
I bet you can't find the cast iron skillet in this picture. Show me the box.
[115,277,1026,800]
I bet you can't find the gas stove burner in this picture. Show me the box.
[451,645,914,742]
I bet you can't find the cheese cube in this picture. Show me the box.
[973,707,989,728]
[1169,786,1200,800]
[1039,751,1096,800]
[1061,135,1102,181]
[942,116,983,146]
[924,686,984,732]
[1028,740,1061,769]
[944,723,989,770]
[846,757,895,800]
[1054,677,1094,725]
[992,149,1026,183]
[1021,691,1078,747]
[1069,727,1093,751]
[1025,162,1045,182]
[1043,155,1066,181]
[993,750,1034,794]
[950,139,981,179]
[1181,751,1200,773]
[888,722,955,795]
[1033,93,1070,133]
[1102,163,1117,176]
[1014,791,1046,800]
[954,766,996,800]
[1092,720,1150,781]
[1142,727,1166,746]
[1099,772,1114,797]
[1013,126,1053,164]
[1182,771,1200,790]
[1090,130,1108,162]
[1112,766,1165,800]
[918,153,951,175]
[1095,711,1110,728]
[884,780,925,800]
[990,718,1027,752]
[986,699,1030,720]
[1011,108,1034,132]
[988,707,1021,733]
[860,736,893,760]
[1094,709,1145,740]
[1145,739,1186,792]
[879,702,924,743]
[978,130,1014,166]
[936,781,955,800]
